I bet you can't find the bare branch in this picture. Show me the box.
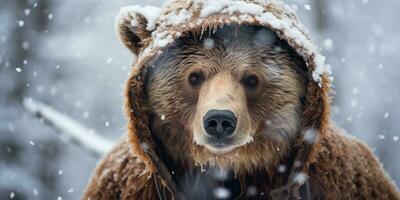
[23,98,115,157]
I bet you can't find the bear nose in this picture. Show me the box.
[203,110,237,138]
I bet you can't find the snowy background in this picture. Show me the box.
[1,0,399,199]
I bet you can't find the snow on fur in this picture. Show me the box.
[198,0,265,17]
[159,8,193,26]
[116,5,161,31]
[117,0,332,86]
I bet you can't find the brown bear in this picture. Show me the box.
[83,0,400,200]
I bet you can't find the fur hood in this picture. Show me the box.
[117,0,332,199]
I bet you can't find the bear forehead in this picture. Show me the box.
[149,25,299,72]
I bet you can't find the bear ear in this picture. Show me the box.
[116,7,158,55]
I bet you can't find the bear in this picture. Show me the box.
[83,0,400,199]
[144,24,308,199]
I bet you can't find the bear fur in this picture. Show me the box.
[83,125,399,199]
[144,25,308,174]
[83,0,400,199]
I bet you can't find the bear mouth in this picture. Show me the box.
[206,136,233,146]
[196,131,255,154]
[204,137,239,154]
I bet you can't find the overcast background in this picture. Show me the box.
[1,0,399,199]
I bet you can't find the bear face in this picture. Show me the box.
[145,25,307,173]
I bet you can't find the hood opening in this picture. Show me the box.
[118,0,332,199]
[124,21,330,170]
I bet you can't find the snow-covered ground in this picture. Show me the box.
[1,0,399,199]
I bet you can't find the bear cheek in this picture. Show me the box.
[191,105,208,146]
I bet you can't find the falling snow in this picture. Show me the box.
[304,4,311,11]
[24,9,31,16]
[214,187,231,199]
[323,38,333,50]
[1,0,400,199]
[293,172,308,184]
[106,57,114,64]
[384,112,390,118]
[277,164,287,173]
[352,87,359,95]
[246,186,258,196]
[202,38,215,49]
[22,41,30,50]
[18,20,24,27]
[33,188,39,196]
[303,129,317,144]
[350,99,358,107]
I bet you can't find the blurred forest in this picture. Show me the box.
[1,0,399,199]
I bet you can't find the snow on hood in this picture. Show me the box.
[115,0,332,194]
[120,0,332,85]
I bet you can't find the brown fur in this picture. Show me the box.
[116,11,151,55]
[307,124,399,200]
[83,0,399,199]
[144,26,307,175]
[83,124,399,199]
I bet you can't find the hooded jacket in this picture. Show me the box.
[83,0,400,199]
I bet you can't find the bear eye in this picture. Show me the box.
[188,72,204,86]
[242,75,259,89]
